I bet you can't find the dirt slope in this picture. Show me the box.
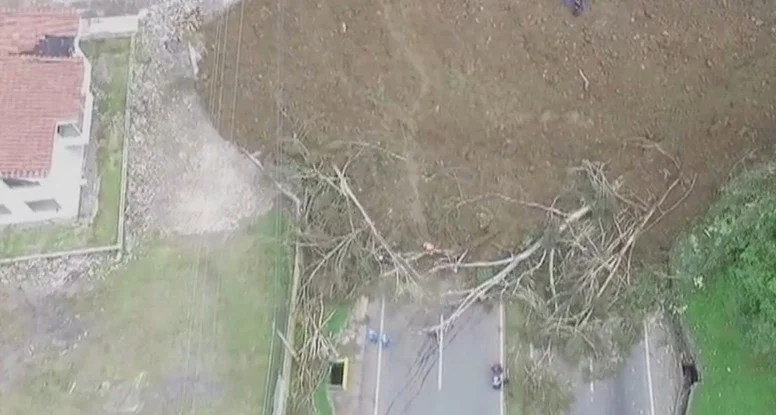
[198,0,776,255]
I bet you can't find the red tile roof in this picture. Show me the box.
[0,57,84,178]
[0,8,83,179]
[0,8,80,55]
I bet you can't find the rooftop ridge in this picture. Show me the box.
[0,55,84,63]
[0,7,80,17]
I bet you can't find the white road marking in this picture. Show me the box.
[589,358,595,394]
[438,313,444,391]
[374,296,386,415]
[643,319,656,415]
[499,298,505,415]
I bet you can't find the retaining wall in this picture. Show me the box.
[79,15,139,39]
[669,314,701,415]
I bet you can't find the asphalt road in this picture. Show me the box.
[359,298,502,415]
[358,302,678,415]
[569,319,681,415]
[569,340,653,415]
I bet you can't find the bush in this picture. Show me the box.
[671,164,776,356]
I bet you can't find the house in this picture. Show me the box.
[0,8,94,225]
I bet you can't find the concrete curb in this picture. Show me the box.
[671,314,701,415]
[271,194,302,415]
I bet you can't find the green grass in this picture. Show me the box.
[87,39,131,245]
[684,276,776,415]
[312,304,351,415]
[0,39,130,258]
[671,163,776,415]
[325,306,351,336]
[0,211,291,415]
[505,305,525,415]
[260,211,293,415]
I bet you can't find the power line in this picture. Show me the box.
[179,5,229,414]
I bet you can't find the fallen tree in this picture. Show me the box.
[426,160,694,342]
[255,124,694,411]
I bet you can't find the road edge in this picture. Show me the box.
[500,298,506,415]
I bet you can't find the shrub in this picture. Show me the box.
[671,164,776,356]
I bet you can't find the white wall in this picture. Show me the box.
[0,64,93,226]
[0,15,112,226]
[0,139,86,225]
[79,15,139,40]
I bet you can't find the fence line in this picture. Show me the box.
[262,212,290,415]
[273,220,301,415]
[116,33,136,249]
[0,29,137,265]
[241,150,300,415]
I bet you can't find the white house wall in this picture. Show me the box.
[78,15,139,39]
[81,68,95,153]
[0,60,94,226]
[0,138,86,225]
[0,20,104,226]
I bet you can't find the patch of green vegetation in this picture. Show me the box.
[0,39,131,258]
[0,212,291,415]
[326,305,351,335]
[312,304,351,415]
[259,211,293,415]
[85,39,131,245]
[672,164,776,415]
[312,365,335,415]
[215,212,292,413]
[505,305,526,415]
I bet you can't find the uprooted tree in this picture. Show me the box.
[253,128,695,412]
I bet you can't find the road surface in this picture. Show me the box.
[359,297,502,415]
[357,301,680,415]
[569,319,682,415]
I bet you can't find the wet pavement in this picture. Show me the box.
[569,318,683,415]
[358,297,502,415]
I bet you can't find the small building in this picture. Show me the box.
[0,8,94,225]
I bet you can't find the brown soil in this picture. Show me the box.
[197,0,776,256]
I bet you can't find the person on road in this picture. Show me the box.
[492,374,503,389]
[367,328,391,347]
[368,328,379,343]
[491,363,509,390]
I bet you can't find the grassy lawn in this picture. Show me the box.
[0,212,291,414]
[672,164,776,415]
[504,305,525,415]
[684,276,776,415]
[0,38,130,258]
[312,305,351,415]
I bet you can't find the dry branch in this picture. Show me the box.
[424,159,694,345]
[268,128,693,410]
[426,205,592,332]
[331,164,428,300]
